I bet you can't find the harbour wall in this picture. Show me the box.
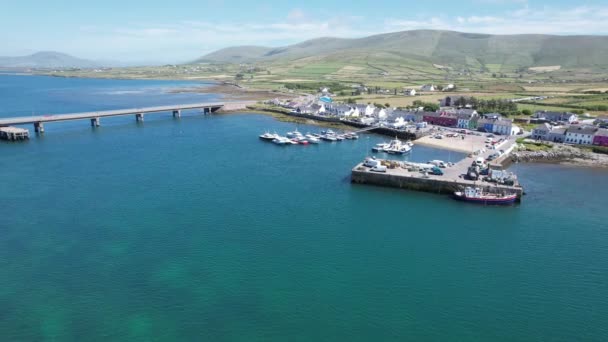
[351,165,524,201]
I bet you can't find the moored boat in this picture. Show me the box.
[272,136,291,145]
[259,132,278,141]
[453,187,517,205]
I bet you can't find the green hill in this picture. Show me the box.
[195,30,608,70]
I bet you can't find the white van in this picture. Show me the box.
[475,157,485,166]
[363,158,381,168]
[428,160,448,168]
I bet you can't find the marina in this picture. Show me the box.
[259,128,360,146]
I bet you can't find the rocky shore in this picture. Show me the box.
[511,144,608,168]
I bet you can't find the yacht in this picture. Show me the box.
[259,132,278,141]
[321,134,337,142]
[307,137,320,144]
[372,143,390,152]
[286,128,301,138]
[272,136,291,145]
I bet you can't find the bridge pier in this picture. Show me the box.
[135,113,144,122]
[172,110,181,118]
[91,117,100,127]
[34,122,44,134]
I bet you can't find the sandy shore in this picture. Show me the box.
[171,83,295,102]
[415,134,489,154]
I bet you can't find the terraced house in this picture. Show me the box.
[565,126,597,145]
[593,129,608,147]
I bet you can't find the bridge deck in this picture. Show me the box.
[0,102,225,126]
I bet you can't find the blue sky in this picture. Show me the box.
[1,0,608,64]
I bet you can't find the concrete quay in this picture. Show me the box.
[351,138,524,201]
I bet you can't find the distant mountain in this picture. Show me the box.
[0,51,100,69]
[194,30,608,70]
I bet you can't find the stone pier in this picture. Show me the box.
[135,113,144,122]
[172,110,181,118]
[91,117,100,127]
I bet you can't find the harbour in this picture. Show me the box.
[0,74,606,341]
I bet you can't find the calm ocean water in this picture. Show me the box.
[0,75,607,341]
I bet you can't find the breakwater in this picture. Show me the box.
[351,162,524,202]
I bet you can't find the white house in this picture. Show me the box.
[420,84,436,92]
[565,126,597,145]
[377,108,388,121]
[365,104,375,116]
[404,88,416,96]
[318,104,326,114]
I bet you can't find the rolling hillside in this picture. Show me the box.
[195,30,608,70]
[0,51,100,69]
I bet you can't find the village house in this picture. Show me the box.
[493,118,515,136]
[477,118,495,133]
[565,125,597,145]
[533,111,578,123]
[423,111,458,127]
[420,84,436,92]
[593,128,608,147]
[532,123,552,140]
[456,111,479,130]
[403,88,416,96]
[547,127,567,143]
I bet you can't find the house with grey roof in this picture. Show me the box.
[565,125,597,145]
[534,111,578,123]
[548,127,567,143]
[532,123,551,140]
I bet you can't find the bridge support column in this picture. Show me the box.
[136,113,144,122]
[34,122,44,134]
[91,117,100,127]
[172,110,181,118]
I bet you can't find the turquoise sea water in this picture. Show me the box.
[0,75,607,341]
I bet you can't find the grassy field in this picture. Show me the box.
[41,58,608,117]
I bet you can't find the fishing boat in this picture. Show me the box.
[453,187,517,205]
[384,138,411,155]
[259,132,278,141]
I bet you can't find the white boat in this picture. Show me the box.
[336,135,345,141]
[259,132,278,141]
[286,128,301,138]
[272,136,291,145]
[372,143,389,152]
[307,137,320,144]
[384,138,412,155]
[321,134,337,142]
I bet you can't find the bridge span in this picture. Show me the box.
[0,102,227,133]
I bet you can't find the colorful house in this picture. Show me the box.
[593,128,608,146]
[423,112,458,127]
